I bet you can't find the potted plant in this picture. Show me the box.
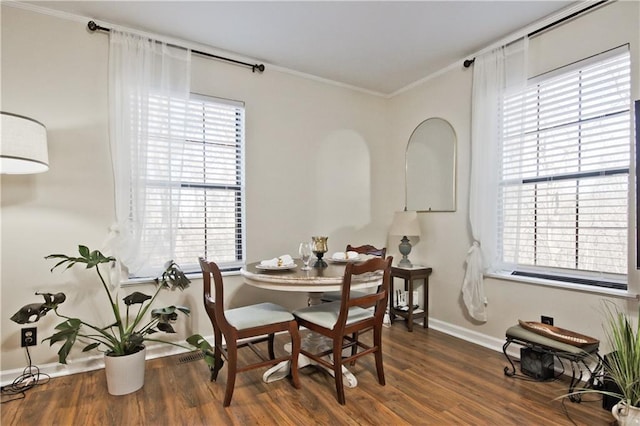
[561,302,639,424]
[600,302,640,425]
[11,245,203,395]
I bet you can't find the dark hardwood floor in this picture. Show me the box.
[1,322,615,425]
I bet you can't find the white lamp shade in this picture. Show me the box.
[1,112,49,174]
[389,210,421,237]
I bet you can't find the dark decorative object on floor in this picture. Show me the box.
[520,347,554,380]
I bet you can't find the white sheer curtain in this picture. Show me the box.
[462,38,527,322]
[108,30,191,277]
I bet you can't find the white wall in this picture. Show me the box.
[2,1,639,382]
[0,5,388,377]
[386,0,640,348]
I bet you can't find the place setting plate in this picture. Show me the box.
[255,263,297,271]
[327,253,362,264]
[328,258,360,264]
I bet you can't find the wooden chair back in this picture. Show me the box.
[199,257,231,334]
[346,244,387,259]
[335,256,392,334]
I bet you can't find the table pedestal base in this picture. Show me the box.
[262,360,358,388]
[261,337,358,388]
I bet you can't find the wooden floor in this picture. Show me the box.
[2,322,615,425]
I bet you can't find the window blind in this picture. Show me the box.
[498,47,630,285]
[143,94,245,274]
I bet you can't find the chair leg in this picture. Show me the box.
[268,333,276,359]
[288,321,301,389]
[350,331,359,366]
[333,338,346,405]
[210,355,224,382]
[373,324,385,386]
[211,329,224,382]
[223,341,238,407]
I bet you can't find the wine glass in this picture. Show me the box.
[299,242,313,270]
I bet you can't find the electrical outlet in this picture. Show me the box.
[21,327,37,347]
[541,316,554,326]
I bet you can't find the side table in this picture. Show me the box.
[389,266,432,332]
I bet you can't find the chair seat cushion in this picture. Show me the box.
[321,290,369,302]
[226,302,294,331]
[506,325,599,355]
[293,301,373,330]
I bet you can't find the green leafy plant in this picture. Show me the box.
[560,302,640,408]
[600,302,640,408]
[39,245,196,363]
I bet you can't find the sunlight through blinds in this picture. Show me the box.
[499,47,630,286]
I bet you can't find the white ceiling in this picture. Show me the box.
[23,1,576,95]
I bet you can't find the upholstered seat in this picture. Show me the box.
[198,257,301,407]
[225,302,296,330]
[293,301,373,329]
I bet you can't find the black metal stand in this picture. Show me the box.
[313,252,327,268]
[502,336,603,402]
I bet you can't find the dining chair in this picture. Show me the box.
[320,244,388,364]
[292,256,392,405]
[198,257,301,407]
[320,244,387,302]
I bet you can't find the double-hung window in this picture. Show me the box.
[142,94,245,275]
[498,46,631,290]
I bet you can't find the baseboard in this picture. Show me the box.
[428,318,514,356]
[0,338,211,387]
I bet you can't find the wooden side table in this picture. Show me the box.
[389,266,432,332]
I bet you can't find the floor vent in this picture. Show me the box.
[177,351,204,364]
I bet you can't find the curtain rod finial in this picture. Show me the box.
[463,58,475,68]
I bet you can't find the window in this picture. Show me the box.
[498,47,631,289]
[142,94,245,274]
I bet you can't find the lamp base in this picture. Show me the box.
[398,236,413,268]
[398,257,413,268]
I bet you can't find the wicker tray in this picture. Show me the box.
[518,320,599,347]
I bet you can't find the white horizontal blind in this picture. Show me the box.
[498,47,630,286]
[144,94,245,273]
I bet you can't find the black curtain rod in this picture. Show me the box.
[87,21,265,73]
[463,0,608,68]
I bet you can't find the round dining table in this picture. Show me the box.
[240,259,383,387]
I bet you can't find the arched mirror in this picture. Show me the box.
[405,118,456,212]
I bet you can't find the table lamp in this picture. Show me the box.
[389,210,421,268]
[1,112,49,174]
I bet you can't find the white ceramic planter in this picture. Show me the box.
[612,402,640,425]
[104,346,146,396]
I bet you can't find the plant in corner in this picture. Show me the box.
[560,301,640,424]
[12,245,207,395]
[599,302,640,424]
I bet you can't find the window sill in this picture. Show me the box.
[485,271,638,300]
[121,268,241,287]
